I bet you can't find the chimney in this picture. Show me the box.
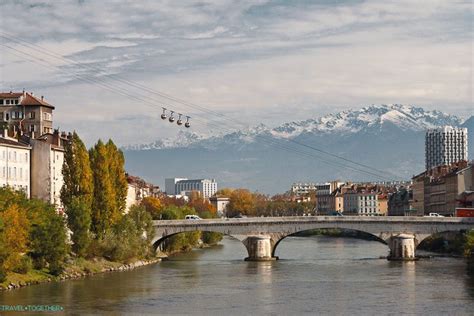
[53,129,60,146]
[31,92,33,96]
[41,96,44,101]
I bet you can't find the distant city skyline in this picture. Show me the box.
[1,0,472,146]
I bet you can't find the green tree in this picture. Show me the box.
[27,201,69,275]
[66,197,92,257]
[61,131,94,209]
[90,140,120,238]
[106,140,128,213]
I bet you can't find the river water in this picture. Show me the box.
[1,236,473,315]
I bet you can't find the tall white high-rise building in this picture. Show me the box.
[425,126,468,170]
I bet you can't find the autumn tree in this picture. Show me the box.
[90,140,120,238]
[227,189,255,217]
[61,131,94,209]
[141,196,162,219]
[106,139,128,213]
[189,191,216,217]
[0,204,30,272]
[215,188,233,197]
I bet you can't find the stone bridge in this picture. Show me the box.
[152,216,474,261]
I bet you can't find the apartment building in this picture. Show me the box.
[0,91,54,137]
[425,126,468,170]
[344,192,382,216]
[0,136,31,197]
[412,161,471,216]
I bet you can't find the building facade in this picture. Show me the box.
[343,192,382,216]
[30,131,67,211]
[425,126,468,170]
[411,161,470,216]
[0,91,55,137]
[165,177,188,195]
[291,183,317,195]
[0,137,31,197]
[174,178,217,199]
[209,196,230,217]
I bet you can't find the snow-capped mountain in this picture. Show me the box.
[126,104,464,150]
[123,104,472,194]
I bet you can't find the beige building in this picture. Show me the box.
[0,91,54,137]
[344,192,384,216]
[0,136,31,197]
[30,131,67,211]
[209,196,230,217]
[411,161,470,216]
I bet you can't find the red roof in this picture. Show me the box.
[0,91,54,109]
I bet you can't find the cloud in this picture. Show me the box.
[0,0,471,146]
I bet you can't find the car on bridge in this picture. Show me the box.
[424,213,444,217]
[185,215,201,220]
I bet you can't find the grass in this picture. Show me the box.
[1,257,148,290]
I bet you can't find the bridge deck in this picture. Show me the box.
[153,216,474,227]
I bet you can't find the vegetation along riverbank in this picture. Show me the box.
[0,133,221,291]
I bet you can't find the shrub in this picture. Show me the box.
[12,256,32,274]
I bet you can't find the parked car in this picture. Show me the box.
[424,213,444,217]
[185,215,201,220]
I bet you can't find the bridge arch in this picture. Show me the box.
[152,229,246,255]
[271,228,388,258]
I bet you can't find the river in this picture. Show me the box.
[1,236,473,315]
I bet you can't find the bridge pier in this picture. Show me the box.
[243,235,278,261]
[387,234,417,261]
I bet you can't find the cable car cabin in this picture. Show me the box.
[456,208,474,217]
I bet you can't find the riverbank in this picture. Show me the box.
[0,257,161,291]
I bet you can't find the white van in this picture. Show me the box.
[185,215,201,220]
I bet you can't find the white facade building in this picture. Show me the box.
[0,137,31,197]
[291,183,317,195]
[173,178,218,199]
[292,181,344,196]
[343,192,380,216]
[425,126,468,170]
[165,177,188,195]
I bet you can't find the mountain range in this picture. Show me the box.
[123,104,474,194]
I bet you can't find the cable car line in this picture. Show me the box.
[0,31,398,179]
[0,38,397,180]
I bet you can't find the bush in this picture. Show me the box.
[202,232,223,245]
[12,256,33,274]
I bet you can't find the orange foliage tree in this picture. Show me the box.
[0,204,30,271]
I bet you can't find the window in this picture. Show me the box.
[0,99,3,105]
[29,111,35,119]
[0,112,3,120]
[29,125,36,132]
[5,100,10,105]
[43,112,52,121]
[14,99,19,105]
[25,153,28,162]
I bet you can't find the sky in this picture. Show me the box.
[0,0,472,146]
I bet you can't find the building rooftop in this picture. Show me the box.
[0,137,31,148]
[0,91,54,109]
